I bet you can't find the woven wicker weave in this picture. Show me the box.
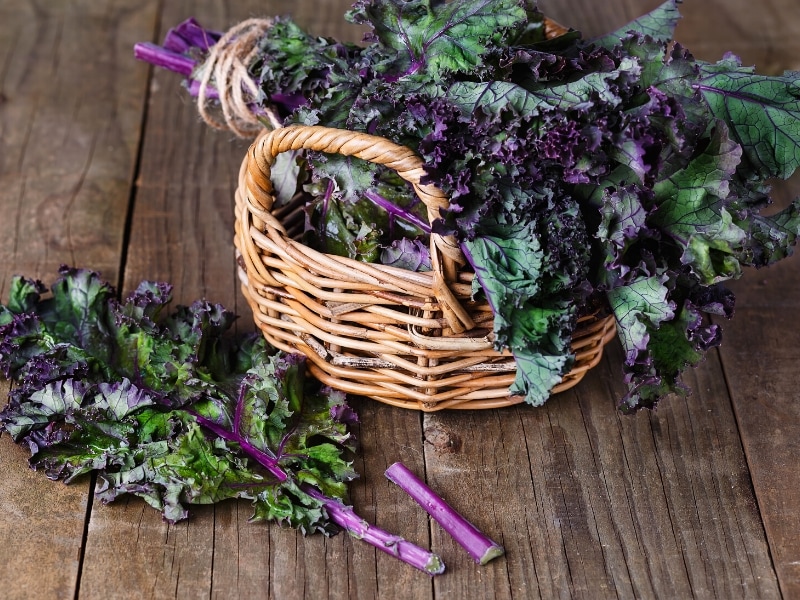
[234,125,617,411]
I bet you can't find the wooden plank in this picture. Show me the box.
[0,382,92,600]
[538,0,665,37]
[253,400,432,600]
[76,0,265,594]
[543,1,800,596]
[422,3,785,598]
[76,1,432,598]
[0,2,158,598]
[347,399,434,599]
[714,175,800,599]
[677,0,800,70]
[539,0,800,70]
[0,0,158,285]
[422,341,779,598]
[672,1,800,597]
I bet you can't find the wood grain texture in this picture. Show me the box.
[675,4,800,597]
[678,0,800,71]
[714,178,800,599]
[0,0,157,287]
[0,380,92,600]
[422,2,789,598]
[537,3,800,597]
[77,0,278,596]
[537,0,664,38]
[422,342,779,599]
[1,0,799,598]
[0,2,157,598]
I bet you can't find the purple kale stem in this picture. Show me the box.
[187,79,220,99]
[134,42,196,76]
[363,190,431,233]
[385,462,504,566]
[382,59,423,83]
[302,484,445,576]
[191,411,445,575]
[232,377,247,435]
[191,412,286,483]
[163,18,222,53]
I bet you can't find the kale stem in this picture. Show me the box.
[191,412,445,575]
[133,42,196,76]
[191,412,286,482]
[322,179,335,225]
[232,377,248,435]
[163,18,221,52]
[385,462,504,565]
[187,79,220,99]
[302,484,445,575]
[363,191,431,233]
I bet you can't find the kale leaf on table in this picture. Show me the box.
[0,266,356,530]
[135,0,800,410]
[0,267,447,574]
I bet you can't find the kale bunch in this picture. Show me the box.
[136,0,800,410]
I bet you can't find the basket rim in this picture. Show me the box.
[239,124,485,331]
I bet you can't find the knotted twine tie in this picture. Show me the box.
[195,18,281,138]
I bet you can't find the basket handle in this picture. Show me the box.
[242,124,476,333]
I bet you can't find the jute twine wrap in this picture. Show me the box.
[196,18,280,138]
[234,125,617,411]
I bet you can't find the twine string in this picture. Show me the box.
[196,18,281,138]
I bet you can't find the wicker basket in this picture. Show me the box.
[234,125,617,411]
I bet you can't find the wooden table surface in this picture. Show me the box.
[1,0,799,598]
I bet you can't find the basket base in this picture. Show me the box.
[240,271,617,411]
[303,317,617,411]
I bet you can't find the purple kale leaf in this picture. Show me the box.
[607,273,733,411]
[346,0,527,79]
[650,122,746,284]
[381,238,431,272]
[695,55,800,180]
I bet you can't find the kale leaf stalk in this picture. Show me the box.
[182,347,444,574]
[362,190,432,233]
[189,395,445,575]
[302,485,445,574]
[176,344,443,575]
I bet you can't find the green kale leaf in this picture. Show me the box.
[0,267,357,533]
